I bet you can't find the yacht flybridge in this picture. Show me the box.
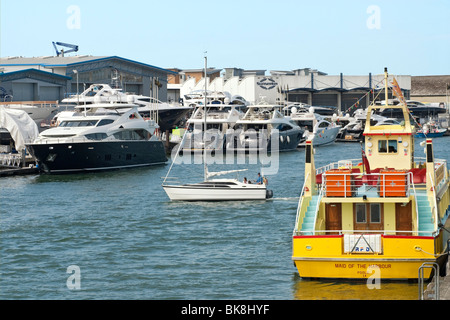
[292,68,450,280]
[62,84,192,132]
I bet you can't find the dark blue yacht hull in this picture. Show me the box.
[26,140,167,173]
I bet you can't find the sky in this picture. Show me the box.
[1,0,449,76]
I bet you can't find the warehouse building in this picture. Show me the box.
[0,55,175,102]
[172,67,411,113]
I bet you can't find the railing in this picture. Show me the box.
[312,184,324,232]
[429,172,440,234]
[419,262,440,300]
[319,170,414,198]
[0,153,22,167]
[293,173,310,233]
[294,229,436,236]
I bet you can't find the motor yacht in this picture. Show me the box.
[288,106,341,147]
[26,102,167,173]
[228,103,303,153]
[62,84,192,132]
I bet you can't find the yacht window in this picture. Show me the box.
[97,119,115,127]
[113,129,148,140]
[277,124,292,132]
[85,133,107,140]
[59,120,97,127]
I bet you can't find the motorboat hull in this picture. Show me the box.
[224,130,303,153]
[298,126,341,147]
[163,184,268,201]
[415,129,447,138]
[26,140,167,173]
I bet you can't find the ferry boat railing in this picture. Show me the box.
[320,171,413,199]
[294,172,310,233]
[429,172,440,234]
[311,183,324,234]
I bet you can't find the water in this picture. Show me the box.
[1,137,449,300]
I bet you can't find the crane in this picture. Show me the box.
[52,42,79,57]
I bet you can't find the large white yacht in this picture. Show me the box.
[229,103,304,153]
[179,103,245,151]
[26,102,167,173]
[62,84,192,132]
[288,106,341,147]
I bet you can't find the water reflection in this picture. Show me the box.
[292,274,418,300]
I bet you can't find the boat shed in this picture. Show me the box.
[0,56,176,102]
[175,67,411,114]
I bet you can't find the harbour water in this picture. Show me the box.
[1,138,449,300]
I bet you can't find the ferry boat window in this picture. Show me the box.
[370,204,381,223]
[354,203,384,230]
[355,204,366,223]
[388,140,397,153]
[378,139,397,153]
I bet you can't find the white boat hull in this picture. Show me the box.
[299,126,340,147]
[163,184,268,201]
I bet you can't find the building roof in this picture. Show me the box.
[0,55,176,74]
[411,75,450,96]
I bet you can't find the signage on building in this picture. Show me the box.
[257,78,278,90]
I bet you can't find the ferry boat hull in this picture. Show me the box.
[293,230,450,280]
[27,140,167,173]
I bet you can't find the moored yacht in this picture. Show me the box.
[292,69,450,280]
[62,84,192,132]
[227,103,303,153]
[288,107,341,147]
[179,103,244,152]
[26,102,167,173]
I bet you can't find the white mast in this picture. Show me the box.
[203,53,208,181]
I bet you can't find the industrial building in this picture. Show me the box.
[0,55,175,102]
[170,67,412,113]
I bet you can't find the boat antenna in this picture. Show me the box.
[203,52,208,181]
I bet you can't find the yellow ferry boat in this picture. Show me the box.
[292,68,450,280]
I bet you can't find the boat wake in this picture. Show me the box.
[268,197,298,201]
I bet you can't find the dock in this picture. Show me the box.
[0,166,38,177]
[0,155,38,177]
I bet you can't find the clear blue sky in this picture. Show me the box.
[1,0,449,76]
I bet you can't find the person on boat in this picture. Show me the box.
[256,173,263,185]
[243,177,248,184]
[263,177,268,185]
